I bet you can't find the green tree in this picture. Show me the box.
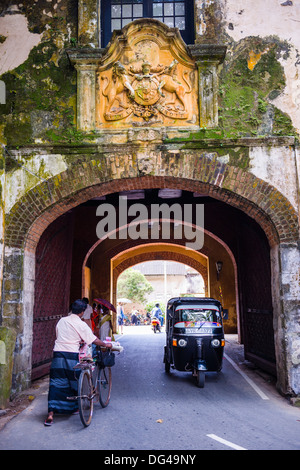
[145,301,166,314]
[117,268,154,304]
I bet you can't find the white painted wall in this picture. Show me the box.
[0,7,42,76]
[221,0,300,134]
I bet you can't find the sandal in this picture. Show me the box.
[44,416,53,426]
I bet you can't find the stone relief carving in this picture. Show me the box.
[101,61,135,119]
[101,59,192,122]
[95,21,198,128]
[67,20,226,131]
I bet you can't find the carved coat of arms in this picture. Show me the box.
[68,20,225,132]
[95,20,198,128]
[101,59,192,122]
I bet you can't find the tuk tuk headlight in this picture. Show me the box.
[178,339,187,347]
[211,339,220,348]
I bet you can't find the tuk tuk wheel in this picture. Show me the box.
[196,370,205,388]
[165,359,170,373]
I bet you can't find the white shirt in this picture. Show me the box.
[82,304,93,320]
[53,314,97,353]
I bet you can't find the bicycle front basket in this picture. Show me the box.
[98,350,115,367]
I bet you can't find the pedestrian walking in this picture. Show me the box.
[117,302,125,334]
[44,299,111,426]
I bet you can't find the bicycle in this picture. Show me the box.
[68,347,113,427]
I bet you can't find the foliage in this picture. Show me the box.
[117,268,154,304]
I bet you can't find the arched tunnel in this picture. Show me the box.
[31,185,275,380]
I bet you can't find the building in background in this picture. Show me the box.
[132,261,205,306]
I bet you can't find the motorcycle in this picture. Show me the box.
[151,317,161,333]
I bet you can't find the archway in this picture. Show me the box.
[115,258,206,326]
[67,184,277,374]
[111,242,209,301]
[2,168,299,395]
[82,234,238,336]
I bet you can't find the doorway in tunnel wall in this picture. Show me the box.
[31,212,74,380]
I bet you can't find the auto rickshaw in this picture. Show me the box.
[163,297,226,388]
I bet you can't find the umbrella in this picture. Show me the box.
[117,298,132,304]
[93,298,116,312]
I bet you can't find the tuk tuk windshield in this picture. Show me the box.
[176,307,222,326]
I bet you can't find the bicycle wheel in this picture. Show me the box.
[78,370,93,426]
[98,367,112,408]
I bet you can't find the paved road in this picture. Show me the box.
[0,327,300,451]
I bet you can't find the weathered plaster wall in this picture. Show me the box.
[4,153,67,213]
[0,145,5,303]
[222,0,300,134]
[0,1,298,146]
[249,146,299,213]
[0,6,42,76]
[0,1,77,148]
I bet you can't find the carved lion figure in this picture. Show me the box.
[160,59,192,110]
[102,61,135,114]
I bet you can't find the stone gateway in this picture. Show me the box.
[0,1,299,407]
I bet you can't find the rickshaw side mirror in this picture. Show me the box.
[167,308,173,319]
[222,309,229,320]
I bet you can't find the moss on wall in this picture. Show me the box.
[0,327,17,408]
[164,35,298,157]
[0,0,77,146]
[1,41,77,145]
[218,37,297,138]
[0,5,297,148]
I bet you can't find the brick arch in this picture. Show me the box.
[108,243,210,331]
[4,156,299,251]
[111,243,209,301]
[114,251,208,278]
[82,232,238,334]
[2,156,298,397]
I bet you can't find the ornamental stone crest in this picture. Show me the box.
[96,20,198,128]
[101,59,192,122]
[67,19,227,131]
